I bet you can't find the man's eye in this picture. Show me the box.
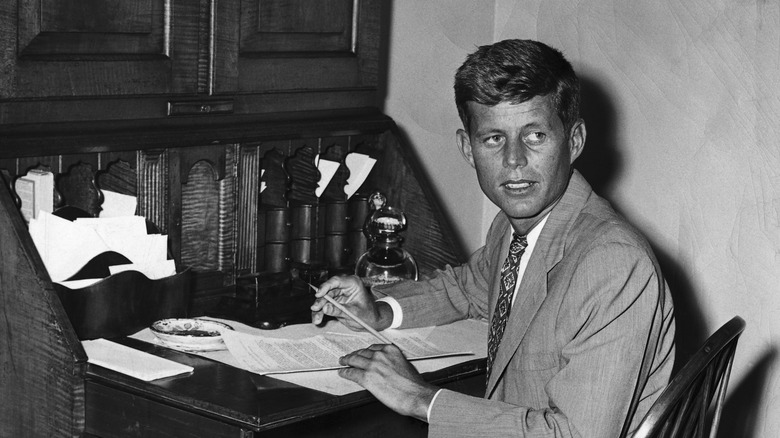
[484,135,504,146]
[524,132,546,145]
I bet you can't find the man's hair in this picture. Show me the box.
[454,39,580,133]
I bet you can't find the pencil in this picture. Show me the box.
[309,283,394,345]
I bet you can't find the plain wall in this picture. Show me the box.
[382,0,495,254]
[384,1,779,436]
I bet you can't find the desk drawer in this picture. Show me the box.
[85,382,252,438]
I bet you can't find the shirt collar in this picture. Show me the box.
[511,212,550,250]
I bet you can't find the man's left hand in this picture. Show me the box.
[338,344,439,421]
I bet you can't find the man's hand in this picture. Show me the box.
[310,275,393,331]
[338,344,439,421]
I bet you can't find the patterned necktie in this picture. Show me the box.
[486,232,528,383]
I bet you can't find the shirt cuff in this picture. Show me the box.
[375,296,403,329]
[426,389,443,423]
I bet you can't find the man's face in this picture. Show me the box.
[457,96,585,234]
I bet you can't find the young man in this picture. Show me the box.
[311,39,675,437]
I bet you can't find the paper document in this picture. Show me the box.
[109,259,177,280]
[28,211,175,282]
[83,339,193,381]
[130,317,487,396]
[221,330,472,375]
[344,153,376,199]
[28,212,111,281]
[315,157,340,197]
[99,189,137,218]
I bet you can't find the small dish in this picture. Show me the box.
[150,318,234,351]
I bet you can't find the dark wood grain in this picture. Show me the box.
[260,148,289,208]
[286,144,319,205]
[236,144,262,275]
[0,114,467,303]
[2,0,382,125]
[0,3,478,435]
[9,0,191,98]
[138,149,170,232]
[181,160,221,272]
[0,117,472,436]
[82,337,485,437]
[57,161,101,216]
[97,159,138,197]
[0,171,87,437]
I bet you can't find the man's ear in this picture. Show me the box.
[568,119,586,163]
[457,129,476,168]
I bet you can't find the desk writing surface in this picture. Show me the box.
[84,319,488,436]
[130,317,487,395]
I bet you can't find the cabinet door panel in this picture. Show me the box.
[0,0,383,125]
[19,0,160,57]
[238,58,360,92]
[243,0,353,52]
[1,0,202,123]
[215,0,381,106]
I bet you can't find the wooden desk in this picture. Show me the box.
[84,337,486,437]
[0,113,471,437]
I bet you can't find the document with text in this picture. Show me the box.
[130,317,488,395]
[221,329,473,375]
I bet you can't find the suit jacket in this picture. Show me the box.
[377,171,676,437]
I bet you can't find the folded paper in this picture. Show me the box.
[99,189,138,218]
[315,157,340,197]
[28,212,111,282]
[344,153,376,199]
[109,260,176,280]
[83,338,193,381]
[29,211,174,283]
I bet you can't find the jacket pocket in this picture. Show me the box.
[516,352,558,371]
[506,352,560,407]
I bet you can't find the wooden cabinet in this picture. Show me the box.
[0,0,382,125]
[216,0,381,114]
[0,3,477,437]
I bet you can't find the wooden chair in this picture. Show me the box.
[633,316,746,438]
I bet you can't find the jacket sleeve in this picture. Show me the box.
[426,242,673,438]
[373,214,508,328]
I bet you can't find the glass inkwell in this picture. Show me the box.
[355,192,418,286]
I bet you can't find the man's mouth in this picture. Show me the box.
[504,181,534,190]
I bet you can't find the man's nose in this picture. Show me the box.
[504,141,528,168]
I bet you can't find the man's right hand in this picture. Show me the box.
[310,275,394,331]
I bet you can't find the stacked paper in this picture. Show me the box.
[82,339,193,381]
[28,210,175,286]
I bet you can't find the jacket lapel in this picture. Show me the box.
[486,171,592,396]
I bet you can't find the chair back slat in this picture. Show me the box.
[708,344,737,438]
[692,364,716,436]
[632,316,746,438]
[672,388,693,436]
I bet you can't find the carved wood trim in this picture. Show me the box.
[180,145,237,286]
[137,149,169,233]
[236,144,261,274]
